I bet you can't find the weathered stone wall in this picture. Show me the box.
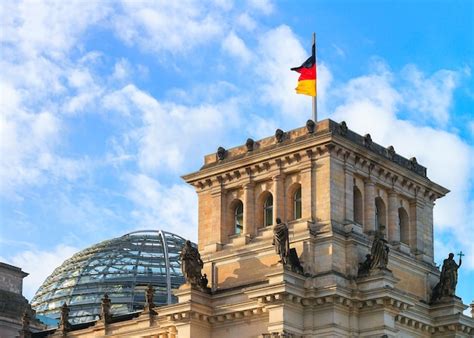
[0,263,27,295]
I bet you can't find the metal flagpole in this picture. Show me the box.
[312,32,317,122]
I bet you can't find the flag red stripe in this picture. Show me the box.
[297,64,316,81]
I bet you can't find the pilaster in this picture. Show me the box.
[409,197,425,257]
[243,182,256,237]
[344,163,354,223]
[300,162,314,221]
[364,180,376,233]
[273,174,285,224]
[202,186,227,252]
[424,200,434,261]
[388,190,399,243]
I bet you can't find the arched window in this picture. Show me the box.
[263,194,273,227]
[293,187,302,220]
[234,201,244,235]
[353,185,363,224]
[398,207,409,245]
[375,197,386,232]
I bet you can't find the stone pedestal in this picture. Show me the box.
[428,297,474,336]
[172,284,213,338]
[356,270,410,337]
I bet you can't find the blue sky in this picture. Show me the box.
[1,0,473,308]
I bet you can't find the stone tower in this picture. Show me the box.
[39,119,474,337]
[180,119,473,337]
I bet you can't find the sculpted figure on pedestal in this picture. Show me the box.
[357,254,373,277]
[370,228,389,270]
[272,217,290,265]
[145,284,155,308]
[180,240,205,287]
[357,229,390,277]
[431,252,462,302]
[58,303,71,333]
[101,293,111,323]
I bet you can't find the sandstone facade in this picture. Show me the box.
[44,119,474,337]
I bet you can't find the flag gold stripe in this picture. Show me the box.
[295,80,316,97]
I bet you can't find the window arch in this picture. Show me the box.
[293,187,302,220]
[263,194,273,227]
[353,185,363,224]
[375,197,387,233]
[398,207,409,245]
[233,200,244,235]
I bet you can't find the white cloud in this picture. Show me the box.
[401,65,459,126]
[125,173,198,242]
[0,1,111,197]
[246,113,278,139]
[112,58,132,80]
[1,244,80,300]
[113,1,224,56]
[254,25,333,126]
[0,1,110,60]
[236,13,257,31]
[255,25,308,119]
[211,0,234,11]
[222,31,253,64]
[247,0,274,15]
[103,84,241,173]
[0,81,90,197]
[329,64,474,269]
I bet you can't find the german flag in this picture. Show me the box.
[291,42,316,96]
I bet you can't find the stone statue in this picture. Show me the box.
[199,273,209,289]
[370,229,389,270]
[275,129,285,143]
[179,240,204,286]
[246,138,254,151]
[58,303,71,332]
[101,293,111,323]
[288,248,304,274]
[364,133,372,148]
[338,121,348,136]
[143,284,156,314]
[306,119,315,133]
[217,146,226,160]
[357,254,373,277]
[272,217,290,265]
[431,252,462,302]
[145,284,155,308]
[19,310,31,338]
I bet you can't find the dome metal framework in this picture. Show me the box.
[31,230,188,324]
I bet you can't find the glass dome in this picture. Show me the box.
[31,230,189,324]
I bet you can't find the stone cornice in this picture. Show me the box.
[330,140,448,200]
[182,120,446,196]
[396,313,474,335]
[183,138,332,189]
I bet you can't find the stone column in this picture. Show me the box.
[409,198,425,256]
[210,186,227,244]
[300,164,313,220]
[273,174,285,224]
[387,190,399,243]
[315,155,331,223]
[363,180,376,233]
[424,200,434,261]
[243,182,255,237]
[344,165,354,223]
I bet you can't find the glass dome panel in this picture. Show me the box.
[31,230,191,324]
